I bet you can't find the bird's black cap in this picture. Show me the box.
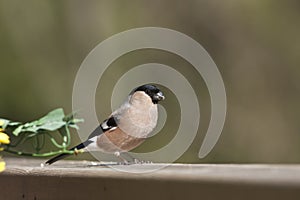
[131,84,165,104]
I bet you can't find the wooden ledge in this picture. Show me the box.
[1,158,300,199]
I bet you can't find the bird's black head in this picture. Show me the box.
[131,84,165,104]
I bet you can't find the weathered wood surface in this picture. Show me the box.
[1,158,300,200]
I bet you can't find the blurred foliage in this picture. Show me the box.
[0,0,300,163]
[1,108,83,157]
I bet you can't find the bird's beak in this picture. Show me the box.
[154,91,165,101]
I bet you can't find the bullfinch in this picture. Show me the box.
[45,84,165,165]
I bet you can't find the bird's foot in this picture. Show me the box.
[117,161,130,165]
[114,151,130,165]
[133,158,153,164]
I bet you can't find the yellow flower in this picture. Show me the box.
[0,160,5,172]
[0,132,10,144]
[0,120,4,133]
[0,120,7,173]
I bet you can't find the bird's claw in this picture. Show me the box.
[133,158,153,164]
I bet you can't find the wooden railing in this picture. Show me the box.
[1,158,300,200]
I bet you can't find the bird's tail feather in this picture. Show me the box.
[45,142,88,165]
[45,125,103,165]
[45,152,72,165]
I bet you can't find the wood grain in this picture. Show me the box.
[1,158,300,200]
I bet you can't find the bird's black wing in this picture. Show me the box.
[86,116,117,139]
[100,116,118,131]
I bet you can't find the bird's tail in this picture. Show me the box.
[45,126,103,165]
[45,142,87,165]
[45,152,72,165]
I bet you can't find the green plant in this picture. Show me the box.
[0,108,83,157]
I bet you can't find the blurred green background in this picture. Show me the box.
[1,0,300,163]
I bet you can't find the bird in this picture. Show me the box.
[45,84,165,165]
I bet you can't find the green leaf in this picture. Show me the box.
[11,108,67,135]
[8,122,21,126]
[1,108,84,157]
[69,124,79,130]
[37,108,65,125]
[0,118,10,130]
[24,126,40,133]
[39,121,66,131]
[70,118,84,124]
[3,108,83,154]
[13,125,23,136]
